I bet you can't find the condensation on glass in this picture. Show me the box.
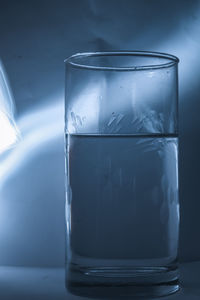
[64,51,179,298]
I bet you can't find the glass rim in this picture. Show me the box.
[64,51,179,71]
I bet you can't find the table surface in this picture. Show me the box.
[0,262,199,300]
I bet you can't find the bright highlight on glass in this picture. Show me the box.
[0,60,20,154]
[0,111,19,154]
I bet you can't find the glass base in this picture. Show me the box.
[66,265,180,298]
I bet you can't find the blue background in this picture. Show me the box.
[0,0,200,267]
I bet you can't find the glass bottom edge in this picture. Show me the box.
[66,265,180,298]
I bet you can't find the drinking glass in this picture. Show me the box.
[64,51,179,298]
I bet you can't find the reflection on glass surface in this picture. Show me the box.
[0,60,20,154]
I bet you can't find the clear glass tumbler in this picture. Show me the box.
[65,51,179,298]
